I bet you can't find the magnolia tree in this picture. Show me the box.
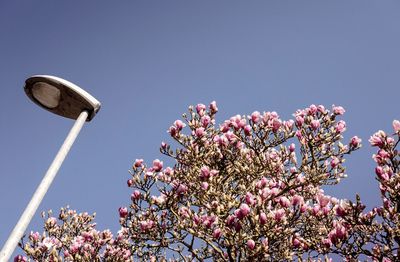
[15,102,400,261]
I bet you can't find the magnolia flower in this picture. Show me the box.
[196,103,206,116]
[369,130,385,147]
[259,212,267,225]
[247,239,256,250]
[118,207,128,218]
[251,111,261,123]
[133,158,144,168]
[350,136,361,148]
[209,101,218,113]
[311,119,320,130]
[393,120,400,133]
[332,105,345,115]
[195,127,205,137]
[213,228,222,239]
[335,120,346,133]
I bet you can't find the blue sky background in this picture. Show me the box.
[1,1,399,258]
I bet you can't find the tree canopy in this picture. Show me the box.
[16,102,400,261]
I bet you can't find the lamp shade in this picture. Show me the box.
[24,75,101,121]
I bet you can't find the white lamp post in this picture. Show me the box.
[0,75,101,262]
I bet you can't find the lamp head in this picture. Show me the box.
[24,75,101,121]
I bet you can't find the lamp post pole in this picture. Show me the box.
[0,75,101,262]
[0,111,88,262]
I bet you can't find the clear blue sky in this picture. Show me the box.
[1,1,399,258]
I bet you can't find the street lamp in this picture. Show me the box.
[0,75,101,262]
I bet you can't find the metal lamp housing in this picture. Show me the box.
[24,75,101,121]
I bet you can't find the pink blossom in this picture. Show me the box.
[330,157,340,168]
[230,115,246,130]
[330,222,347,241]
[202,215,218,228]
[295,116,304,127]
[259,188,270,200]
[335,120,346,133]
[220,121,230,133]
[375,166,383,176]
[118,207,128,218]
[310,119,320,130]
[378,149,390,159]
[179,206,191,218]
[195,127,205,137]
[131,190,141,201]
[369,131,385,147]
[350,136,361,148]
[332,105,345,115]
[373,150,389,165]
[225,131,237,143]
[259,212,267,225]
[272,118,282,132]
[152,194,166,205]
[322,206,330,215]
[300,204,308,213]
[14,255,28,262]
[260,177,268,188]
[134,158,144,168]
[309,104,318,115]
[289,143,295,152]
[284,119,294,130]
[193,214,201,225]
[236,203,251,219]
[168,126,177,137]
[152,159,163,171]
[270,111,279,118]
[292,237,301,247]
[140,220,155,231]
[322,238,332,248]
[247,239,255,250]
[270,187,280,197]
[393,120,400,133]
[196,103,207,116]
[69,242,80,254]
[200,166,210,179]
[245,192,256,206]
[201,182,209,190]
[209,101,218,113]
[127,179,134,187]
[175,184,188,195]
[335,200,349,217]
[251,111,261,123]
[279,196,291,208]
[312,205,320,216]
[213,228,222,239]
[144,171,154,179]
[317,194,331,207]
[262,238,269,250]
[244,125,252,136]
[226,215,235,227]
[174,120,186,130]
[29,231,40,241]
[376,166,390,181]
[292,195,304,207]
[201,115,211,127]
[273,209,286,222]
[296,130,305,144]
